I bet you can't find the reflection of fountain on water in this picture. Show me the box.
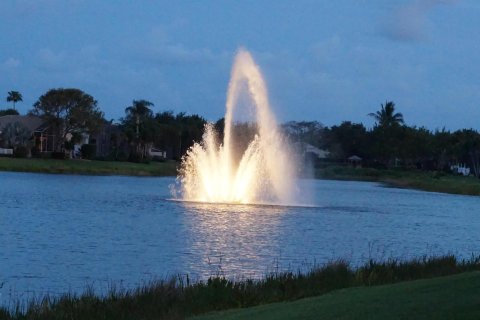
[179,202,288,279]
[178,48,297,205]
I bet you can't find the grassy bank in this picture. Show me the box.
[0,157,177,176]
[2,255,480,320]
[1,158,479,196]
[194,270,480,320]
[316,165,480,196]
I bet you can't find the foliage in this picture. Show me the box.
[1,255,480,320]
[0,121,31,148]
[315,100,480,173]
[368,100,404,128]
[0,108,19,116]
[30,88,104,152]
[13,146,29,158]
[121,99,155,161]
[80,144,97,159]
[283,121,323,147]
[322,121,368,159]
[6,90,23,110]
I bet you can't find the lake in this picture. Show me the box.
[1,171,480,303]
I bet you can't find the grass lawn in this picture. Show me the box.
[1,157,479,196]
[192,271,480,320]
[316,166,480,196]
[0,157,178,176]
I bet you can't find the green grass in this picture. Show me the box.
[0,157,177,176]
[1,158,478,197]
[192,271,480,320]
[316,166,480,196]
[2,255,480,320]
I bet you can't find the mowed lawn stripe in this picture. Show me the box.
[192,271,480,320]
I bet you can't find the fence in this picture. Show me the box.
[0,148,13,155]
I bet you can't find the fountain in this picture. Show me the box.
[177,48,297,205]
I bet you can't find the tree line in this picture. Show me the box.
[1,88,479,177]
[284,101,480,178]
[0,88,207,161]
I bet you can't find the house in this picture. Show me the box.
[149,147,167,160]
[294,142,330,160]
[0,115,58,154]
[0,115,43,139]
[33,122,56,153]
[348,155,362,167]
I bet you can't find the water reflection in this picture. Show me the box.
[1,172,480,302]
[180,202,287,279]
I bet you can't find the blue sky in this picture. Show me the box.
[1,0,479,130]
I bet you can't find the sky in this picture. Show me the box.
[1,0,479,130]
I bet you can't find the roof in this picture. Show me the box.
[348,155,362,161]
[294,142,330,159]
[0,115,44,134]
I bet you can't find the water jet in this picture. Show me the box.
[177,48,297,205]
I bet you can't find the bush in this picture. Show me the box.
[52,152,66,159]
[30,146,41,158]
[81,144,97,160]
[13,146,29,158]
[128,151,151,163]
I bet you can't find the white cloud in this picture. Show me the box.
[3,57,21,68]
[380,0,458,42]
[37,48,67,71]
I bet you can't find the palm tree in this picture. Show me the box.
[125,100,154,139]
[6,91,23,110]
[124,100,154,160]
[368,101,404,127]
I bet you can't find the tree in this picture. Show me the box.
[368,101,404,127]
[175,112,207,158]
[125,100,154,140]
[0,121,31,148]
[368,101,405,166]
[122,99,155,161]
[0,108,19,116]
[450,129,480,178]
[31,88,104,153]
[282,121,323,147]
[6,91,23,110]
[152,111,207,160]
[323,122,369,159]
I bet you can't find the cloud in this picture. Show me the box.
[36,48,68,71]
[121,25,220,66]
[3,57,21,68]
[153,44,215,64]
[380,0,457,42]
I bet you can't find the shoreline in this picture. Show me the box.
[315,165,480,197]
[1,158,479,196]
[0,157,178,177]
[2,255,479,319]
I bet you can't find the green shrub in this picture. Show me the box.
[13,146,29,158]
[51,152,66,159]
[81,144,97,159]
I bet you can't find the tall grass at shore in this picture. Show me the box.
[2,255,480,320]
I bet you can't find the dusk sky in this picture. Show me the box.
[1,0,479,130]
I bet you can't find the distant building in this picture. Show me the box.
[348,155,363,167]
[0,115,58,154]
[0,115,43,137]
[294,142,330,160]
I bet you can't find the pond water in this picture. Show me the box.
[1,171,480,303]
